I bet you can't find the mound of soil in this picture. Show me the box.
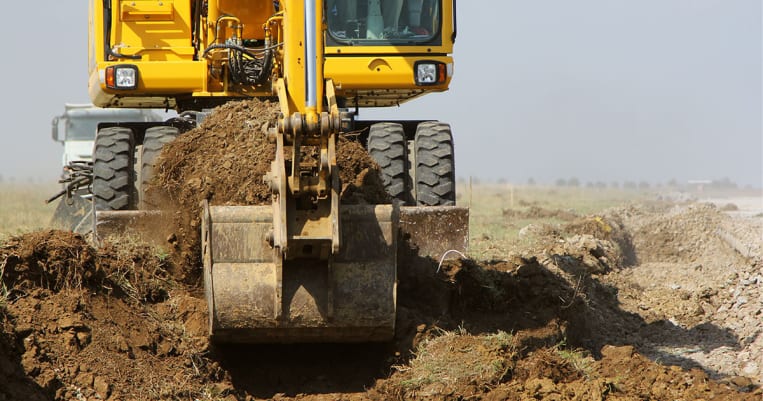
[2,207,762,400]
[147,99,388,275]
[0,230,207,401]
[601,203,763,385]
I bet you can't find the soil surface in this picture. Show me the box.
[2,102,762,400]
[2,200,761,400]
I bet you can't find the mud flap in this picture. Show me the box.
[50,195,93,234]
[202,203,398,343]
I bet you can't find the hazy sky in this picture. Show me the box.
[1,1,760,187]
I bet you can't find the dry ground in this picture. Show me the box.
[1,183,761,400]
[1,101,761,400]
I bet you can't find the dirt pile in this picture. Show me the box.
[515,214,636,274]
[600,203,763,385]
[147,99,388,273]
[0,230,212,401]
[152,98,389,210]
[2,208,761,400]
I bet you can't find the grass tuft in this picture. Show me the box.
[393,328,517,394]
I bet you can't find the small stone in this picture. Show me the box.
[213,382,234,396]
[75,372,94,388]
[21,350,39,376]
[741,361,759,376]
[157,341,174,356]
[64,332,78,348]
[601,345,634,359]
[58,316,85,331]
[94,376,110,399]
[76,331,92,347]
[729,375,753,389]
[65,364,80,377]
[527,377,557,395]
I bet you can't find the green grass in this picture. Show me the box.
[457,184,649,260]
[396,328,516,392]
[0,182,59,241]
[554,340,595,379]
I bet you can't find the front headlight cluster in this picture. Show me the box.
[414,61,449,86]
[105,65,138,90]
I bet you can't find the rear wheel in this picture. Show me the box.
[139,126,179,209]
[93,127,136,211]
[367,122,410,204]
[413,122,456,206]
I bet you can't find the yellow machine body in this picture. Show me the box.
[88,0,462,343]
[89,0,454,110]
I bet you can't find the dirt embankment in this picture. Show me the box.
[1,101,761,400]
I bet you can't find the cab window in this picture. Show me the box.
[327,0,440,44]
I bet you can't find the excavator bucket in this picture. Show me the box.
[90,204,468,343]
[201,203,398,343]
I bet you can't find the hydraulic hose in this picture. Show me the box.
[102,0,141,60]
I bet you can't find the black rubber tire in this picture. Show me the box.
[139,126,179,209]
[413,121,456,206]
[93,127,136,211]
[367,122,410,204]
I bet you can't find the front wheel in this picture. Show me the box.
[367,122,410,204]
[92,127,136,211]
[139,126,179,209]
[413,122,456,206]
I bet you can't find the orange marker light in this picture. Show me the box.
[105,67,115,88]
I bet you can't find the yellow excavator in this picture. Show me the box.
[84,0,466,343]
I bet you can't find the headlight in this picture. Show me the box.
[105,65,138,90]
[414,61,446,86]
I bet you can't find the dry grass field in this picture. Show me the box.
[0,182,59,240]
[0,181,652,250]
[460,184,650,259]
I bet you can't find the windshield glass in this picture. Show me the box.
[65,117,100,141]
[327,0,439,44]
